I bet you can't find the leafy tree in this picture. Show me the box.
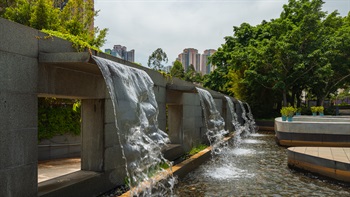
[3,0,31,26]
[170,60,185,79]
[148,48,168,70]
[30,0,60,30]
[309,11,350,105]
[1,0,108,49]
[208,0,350,118]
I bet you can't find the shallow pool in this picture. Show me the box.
[174,133,350,196]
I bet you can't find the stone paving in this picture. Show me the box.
[38,158,81,183]
[288,147,350,183]
[289,147,350,163]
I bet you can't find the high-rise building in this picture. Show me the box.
[177,48,201,72]
[105,45,135,63]
[201,49,217,75]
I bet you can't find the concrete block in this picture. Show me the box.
[38,146,51,161]
[183,106,196,118]
[183,117,196,130]
[0,18,38,58]
[166,90,182,104]
[0,51,38,93]
[182,93,200,106]
[0,163,37,197]
[144,70,167,87]
[81,99,104,171]
[195,105,203,117]
[0,92,37,131]
[104,146,126,171]
[168,105,183,144]
[153,86,166,103]
[38,31,76,53]
[104,123,119,148]
[104,99,116,124]
[50,146,69,159]
[0,128,37,169]
[195,116,205,128]
[38,64,107,99]
[214,98,223,114]
[158,103,167,131]
[67,145,81,157]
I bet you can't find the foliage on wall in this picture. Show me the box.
[38,98,81,141]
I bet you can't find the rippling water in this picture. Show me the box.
[175,133,350,197]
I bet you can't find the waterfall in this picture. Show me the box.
[92,56,175,196]
[224,96,243,146]
[238,100,251,136]
[244,102,257,133]
[224,96,239,130]
[196,88,228,155]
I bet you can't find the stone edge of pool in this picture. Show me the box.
[287,147,350,183]
[119,136,232,196]
[275,116,350,147]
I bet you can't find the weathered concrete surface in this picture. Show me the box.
[0,18,39,197]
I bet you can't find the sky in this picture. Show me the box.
[95,0,350,67]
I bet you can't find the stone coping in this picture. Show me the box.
[288,147,350,183]
[119,136,232,196]
[275,116,350,135]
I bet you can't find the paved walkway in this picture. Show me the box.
[38,158,81,183]
[288,147,350,183]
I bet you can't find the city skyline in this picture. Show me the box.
[105,44,135,63]
[176,48,217,75]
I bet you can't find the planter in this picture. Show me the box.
[282,116,287,121]
[319,112,324,116]
[287,116,293,122]
[296,112,301,116]
[312,112,317,116]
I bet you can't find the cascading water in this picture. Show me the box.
[196,88,228,155]
[238,100,252,137]
[245,102,257,133]
[92,56,175,196]
[224,96,243,146]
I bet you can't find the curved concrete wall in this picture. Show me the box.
[275,116,350,147]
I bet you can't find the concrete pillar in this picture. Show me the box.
[168,105,183,144]
[81,99,104,171]
[0,18,39,197]
[154,85,167,131]
[103,98,126,185]
[182,93,205,152]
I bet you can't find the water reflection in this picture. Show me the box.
[175,133,350,196]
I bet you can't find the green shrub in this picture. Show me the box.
[38,98,81,141]
[188,144,208,156]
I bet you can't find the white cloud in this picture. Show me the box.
[95,0,350,66]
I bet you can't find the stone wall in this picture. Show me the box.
[0,18,244,196]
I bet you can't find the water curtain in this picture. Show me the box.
[244,102,257,133]
[196,88,228,155]
[224,96,240,129]
[238,100,251,136]
[93,56,174,196]
[224,96,243,146]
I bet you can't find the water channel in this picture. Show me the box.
[174,132,350,196]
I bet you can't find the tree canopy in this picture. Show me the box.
[148,48,168,70]
[170,60,185,79]
[206,0,350,118]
